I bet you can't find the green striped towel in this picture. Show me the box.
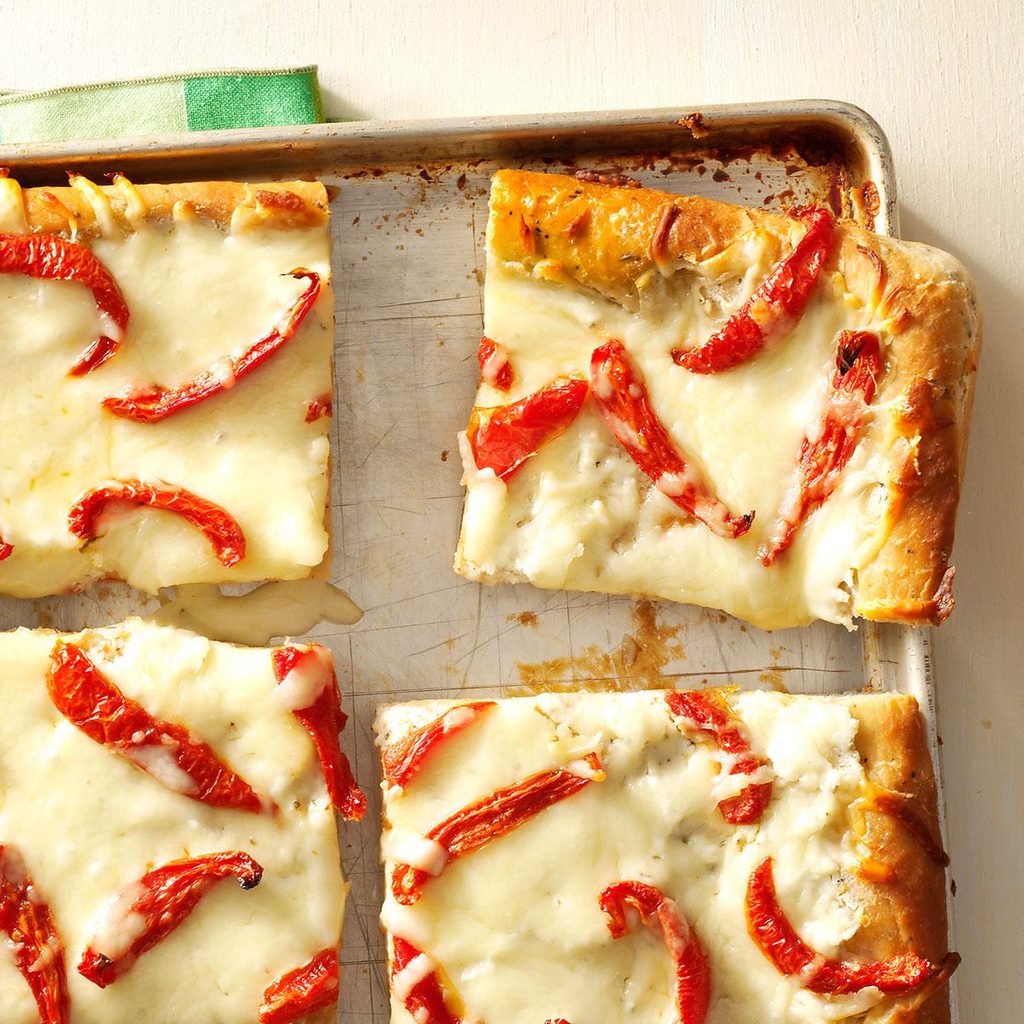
[0,67,324,145]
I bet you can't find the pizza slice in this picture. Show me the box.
[376,688,956,1024]
[454,170,981,629]
[0,618,361,1024]
[0,174,334,597]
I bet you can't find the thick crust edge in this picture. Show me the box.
[846,694,952,1024]
[0,176,329,236]
[484,170,981,625]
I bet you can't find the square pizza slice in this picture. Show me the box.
[455,170,981,629]
[376,688,956,1024]
[0,618,363,1024]
[0,175,334,597]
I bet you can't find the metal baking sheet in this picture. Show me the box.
[0,100,956,1023]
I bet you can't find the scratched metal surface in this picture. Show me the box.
[0,102,956,1024]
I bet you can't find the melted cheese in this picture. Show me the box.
[0,201,333,597]
[457,231,897,628]
[0,619,343,1024]
[377,691,884,1024]
[148,580,363,646]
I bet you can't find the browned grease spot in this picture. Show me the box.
[512,600,686,694]
[759,645,790,692]
[356,367,366,384]
[678,113,710,139]
[507,611,539,628]
[440,449,449,462]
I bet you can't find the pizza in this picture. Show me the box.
[376,688,956,1024]
[0,174,334,598]
[0,618,363,1024]
[454,170,981,629]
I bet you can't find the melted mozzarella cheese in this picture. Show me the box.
[0,207,333,597]
[0,619,343,1024]
[457,237,895,628]
[378,691,882,1024]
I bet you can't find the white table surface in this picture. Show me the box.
[3,0,1020,1018]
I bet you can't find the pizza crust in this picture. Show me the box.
[0,177,328,236]
[480,170,980,626]
[845,695,951,1024]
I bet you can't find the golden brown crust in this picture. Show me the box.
[847,234,980,625]
[487,169,981,625]
[845,694,953,1024]
[3,177,328,237]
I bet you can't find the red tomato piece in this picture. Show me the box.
[67,479,246,567]
[745,856,951,994]
[760,330,882,565]
[0,845,69,1023]
[258,948,340,1024]
[477,335,513,391]
[391,754,604,905]
[272,644,366,821]
[47,641,269,813]
[0,232,129,376]
[665,690,773,824]
[600,880,711,1024]
[672,205,835,373]
[79,852,262,987]
[102,269,320,422]
[391,937,462,1024]
[381,701,496,790]
[590,340,753,539]
[467,375,588,480]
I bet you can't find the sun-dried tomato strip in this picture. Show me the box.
[102,269,320,422]
[871,790,950,867]
[258,948,339,1024]
[0,232,129,376]
[47,641,269,813]
[673,205,835,373]
[391,937,462,1024]
[272,644,366,821]
[467,375,588,481]
[67,479,246,567]
[665,690,772,824]
[391,754,604,905]
[590,340,753,540]
[477,335,513,391]
[70,334,122,376]
[78,852,262,988]
[600,881,710,1024]
[746,857,943,994]
[759,330,882,565]
[0,845,69,1024]
[381,702,496,790]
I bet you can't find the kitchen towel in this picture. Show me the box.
[0,66,323,144]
